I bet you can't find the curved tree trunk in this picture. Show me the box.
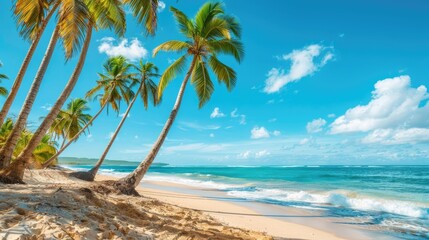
[115,57,196,195]
[42,103,107,169]
[0,24,60,170]
[0,4,58,126]
[6,26,94,183]
[72,81,144,181]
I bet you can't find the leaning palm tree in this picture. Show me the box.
[115,2,244,194]
[49,98,92,149]
[68,56,137,180]
[77,61,159,181]
[41,56,135,169]
[0,0,59,125]
[0,63,8,97]
[0,0,158,180]
[0,0,92,169]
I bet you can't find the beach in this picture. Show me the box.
[0,169,360,240]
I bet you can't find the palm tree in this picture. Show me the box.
[115,2,244,194]
[40,57,136,169]
[77,61,160,181]
[0,63,8,97]
[68,56,137,180]
[0,119,57,172]
[49,98,92,148]
[0,0,160,180]
[0,0,93,169]
[0,1,59,125]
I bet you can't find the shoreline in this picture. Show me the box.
[97,174,379,240]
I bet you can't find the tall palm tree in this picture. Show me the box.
[0,0,159,178]
[115,2,244,194]
[0,0,59,125]
[41,56,135,169]
[49,98,92,148]
[68,56,137,180]
[0,63,8,97]
[0,0,93,169]
[77,61,159,181]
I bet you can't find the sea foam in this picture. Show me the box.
[227,188,428,219]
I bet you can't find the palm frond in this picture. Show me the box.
[207,39,244,63]
[170,6,194,38]
[153,40,191,57]
[158,55,187,97]
[191,60,214,108]
[58,0,91,59]
[195,2,223,34]
[13,0,50,40]
[208,55,236,91]
[123,0,158,35]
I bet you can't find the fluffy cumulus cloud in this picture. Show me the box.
[98,38,148,61]
[264,44,334,93]
[210,107,225,118]
[251,126,270,139]
[330,75,429,144]
[306,118,327,133]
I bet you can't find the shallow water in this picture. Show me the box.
[63,162,429,240]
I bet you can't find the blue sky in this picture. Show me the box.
[0,0,428,165]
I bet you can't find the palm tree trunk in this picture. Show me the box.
[13,25,92,171]
[0,24,60,170]
[0,4,58,126]
[41,102,107,169]
[79,81,144,181]
[115,57,197,194]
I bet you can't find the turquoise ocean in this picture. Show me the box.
[62,159,429,240]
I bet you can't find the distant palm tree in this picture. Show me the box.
[49,98,92,148]
[115,2,244,194]
[68,56,138,180]
[78,61,160,181]
[0,119,57,172]
[0,0,59,125]
[0,63,8,97]
[41,57,134,169]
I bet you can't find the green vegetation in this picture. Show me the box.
[0,1,242,190]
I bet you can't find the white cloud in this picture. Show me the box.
[98,38,148,61]
[119,112,131,118]
[255,150,270,158]
[251,126,270,139]
[299,138,310,145]
[179,121,221,131]
[328,113,336,118]
[272,130,281,136]
[134,135,139,139]
[268,118,277,123]
[209,133,215,138]
[41,104,52,111]
[237,150,251,159]
[86,134,93,142]
[306,118,327,133]
[330,75,429,144]
[230,108,246,125]
[362,128,429,145]
[210,107,225,118]
[331,76,429,133]
[157,1,166,12]
[231,108,239,117]
[264,44,334,93]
